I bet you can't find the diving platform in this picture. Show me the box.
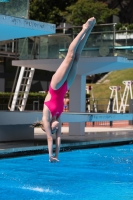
[1,111,133,125]
[12,56,133,76]
[0,14,55,41]
[0,111,133,142]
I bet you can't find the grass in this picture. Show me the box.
[88,68,133,99]
[86,68,133,111]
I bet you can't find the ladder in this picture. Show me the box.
[119,80,133,113]
[8,66,35,111]
[107,86,121,113]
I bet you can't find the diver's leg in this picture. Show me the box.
[51,17,96,90]
[67,18,96,88]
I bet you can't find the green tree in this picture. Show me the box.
[29,0,77,25]
[104,0,133,23]
[62,0,119,25]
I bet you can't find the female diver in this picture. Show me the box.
[32,17,96,162]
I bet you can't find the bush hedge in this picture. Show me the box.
[0,92,46,105]
[0,92,91,104]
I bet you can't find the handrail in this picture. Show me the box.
[8,67,20,110]
[56,23,117,30]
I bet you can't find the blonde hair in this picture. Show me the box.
[30,121,44,129]
[31,120,59,133]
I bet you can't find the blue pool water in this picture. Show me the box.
[0,145,133,200]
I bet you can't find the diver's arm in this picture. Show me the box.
[42,106,54,160]
[55,118,61,160]
[43,118,53,158]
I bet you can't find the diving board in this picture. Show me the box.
[0,111,132,141]
[0,111,133,125]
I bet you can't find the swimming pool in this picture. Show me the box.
[0,144,133,200]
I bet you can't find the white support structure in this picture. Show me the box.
[119,80,133,113]
[69,75,86,135]
[10,66,35,111]
[107,86,121,113]
[86,85,97,113]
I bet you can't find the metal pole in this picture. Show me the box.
[129,99,133,125]
[109,98,113,127]
[113,24,116,56]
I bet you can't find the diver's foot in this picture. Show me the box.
[83,17,96,30]
[86,17,96,26]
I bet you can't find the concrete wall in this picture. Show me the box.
[0,124,33,142]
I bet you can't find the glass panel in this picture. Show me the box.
[59,35,72,58]
[0,0,29,18]
[18,38,28,60]
[115,30,133,59]
[18,23,133,60]
[69,24,115,58]
[39,36,50,59]
[38,35,72,59]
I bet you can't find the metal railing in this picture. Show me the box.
[16,23,133,60]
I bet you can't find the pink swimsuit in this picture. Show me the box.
[44,81,68,118]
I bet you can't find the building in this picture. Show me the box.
[0,0,54,92]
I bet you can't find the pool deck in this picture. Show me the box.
[0,121,133,158]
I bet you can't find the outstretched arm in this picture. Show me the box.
[55,119,61,161]
[42,107,61,162]
[42,107,54,161]
[43,119,61,162]
[43,119,53,159]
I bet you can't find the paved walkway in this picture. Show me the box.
[0,122,133,158]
